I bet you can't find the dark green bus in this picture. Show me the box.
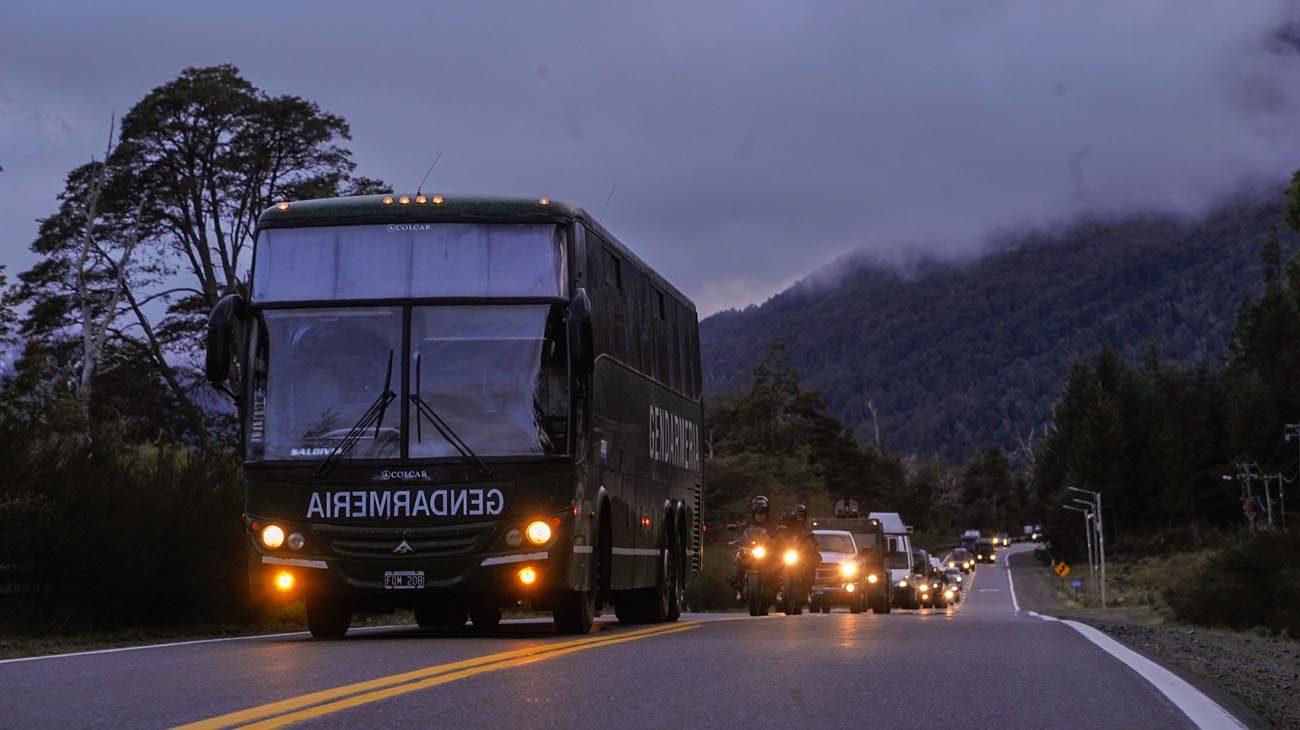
[205,193,703,637]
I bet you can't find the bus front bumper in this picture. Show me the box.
[249,548,581,608]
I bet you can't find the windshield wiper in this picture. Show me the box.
[410,352,492,478]
[314,350,396,478]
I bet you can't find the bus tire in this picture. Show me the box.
[554,536,600,635]
[666,529,684,622]
[306,595,351,639]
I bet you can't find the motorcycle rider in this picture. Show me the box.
[776,504,820,587]
[728,496,772,593]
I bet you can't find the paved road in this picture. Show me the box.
[0,544,1235,729]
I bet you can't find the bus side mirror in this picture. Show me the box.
[206,294,247,387]
[569,288,594,377]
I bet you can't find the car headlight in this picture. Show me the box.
[867,574,879,584]
[751,545,767,559]
[260,524,285,549]
[957,576,963,582]
[840,562,858,578]
[525,520,553,545]
[783,549,799,565]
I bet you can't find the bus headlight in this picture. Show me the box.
[751,545,767,560]
[783,549,799,566]
[840,562,858,578]
[525,521,552,545]
[287,532,305,551]
[260,525,285,550]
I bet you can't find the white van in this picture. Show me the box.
[868,512,916,608]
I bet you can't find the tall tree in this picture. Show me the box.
[13,65,388,440]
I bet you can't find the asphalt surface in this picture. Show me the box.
[0,545,1219,729]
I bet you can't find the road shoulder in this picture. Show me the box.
[1007,549,1283,729]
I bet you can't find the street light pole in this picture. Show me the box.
[1069,487,1105,609]
[1064,504,1094,604]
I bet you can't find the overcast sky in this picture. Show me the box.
[4,2,1300,315]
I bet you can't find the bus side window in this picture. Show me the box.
[605,250,622,289]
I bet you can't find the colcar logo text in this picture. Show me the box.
[387,224,431,232]
[376,469,431,482]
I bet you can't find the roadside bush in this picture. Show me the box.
[685,536,741,611]
[0,420,249,631]
[1163,528,1300,636]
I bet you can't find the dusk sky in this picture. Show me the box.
[4,2,1300,315]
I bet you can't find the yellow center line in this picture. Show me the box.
[175,622,697,730]
[240,624,699,729]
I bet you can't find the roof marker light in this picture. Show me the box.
[431,195,445,205]
[538,198,551,206]
[398,195,411,205]
[381,196,394,205]
[415,195,428,205]
[274,202,289,212]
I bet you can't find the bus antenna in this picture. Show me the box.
[599,183,617,222]
[415,151,443,196]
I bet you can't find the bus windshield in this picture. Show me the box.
[247,304,568,462]
[251,223,567,302]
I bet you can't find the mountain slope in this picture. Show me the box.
[701,193,1290,463]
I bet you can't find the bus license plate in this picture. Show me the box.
[383,571,425,590]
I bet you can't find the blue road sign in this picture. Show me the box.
[1071,580,1083,589]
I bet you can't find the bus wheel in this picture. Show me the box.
[415,601,466,629]
[554,542,599,634]
[665,532,684,622]
[306,594,352,639]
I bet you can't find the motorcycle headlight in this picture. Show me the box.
[751,545,767,560]
[783,549,799,565]
[840,562,858,578]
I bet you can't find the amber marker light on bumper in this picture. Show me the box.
[518,567,537,585]
[275,572,294,590]
[261,524,285,549]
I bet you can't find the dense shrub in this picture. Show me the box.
[1163,528,1300,636]
[0,422,249,631]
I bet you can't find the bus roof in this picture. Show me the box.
[257,194,696,311]
[257,194,582,228]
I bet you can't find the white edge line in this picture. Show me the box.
[1004,551,1020,612]
[1011,547,1245,730]
[0,624,407,666]
[1058,619,1246,730]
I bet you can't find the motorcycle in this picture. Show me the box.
[775,534,816,615]
[729,525,776,616]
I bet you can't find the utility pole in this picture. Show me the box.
[1069,487,1105,609]
[1284,423,1300,525]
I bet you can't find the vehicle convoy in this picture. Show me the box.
[974,539,997,564]
[810,514,891,613]
[870,512,915,609]
[911,548,936,608]
[205,194,704,637]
